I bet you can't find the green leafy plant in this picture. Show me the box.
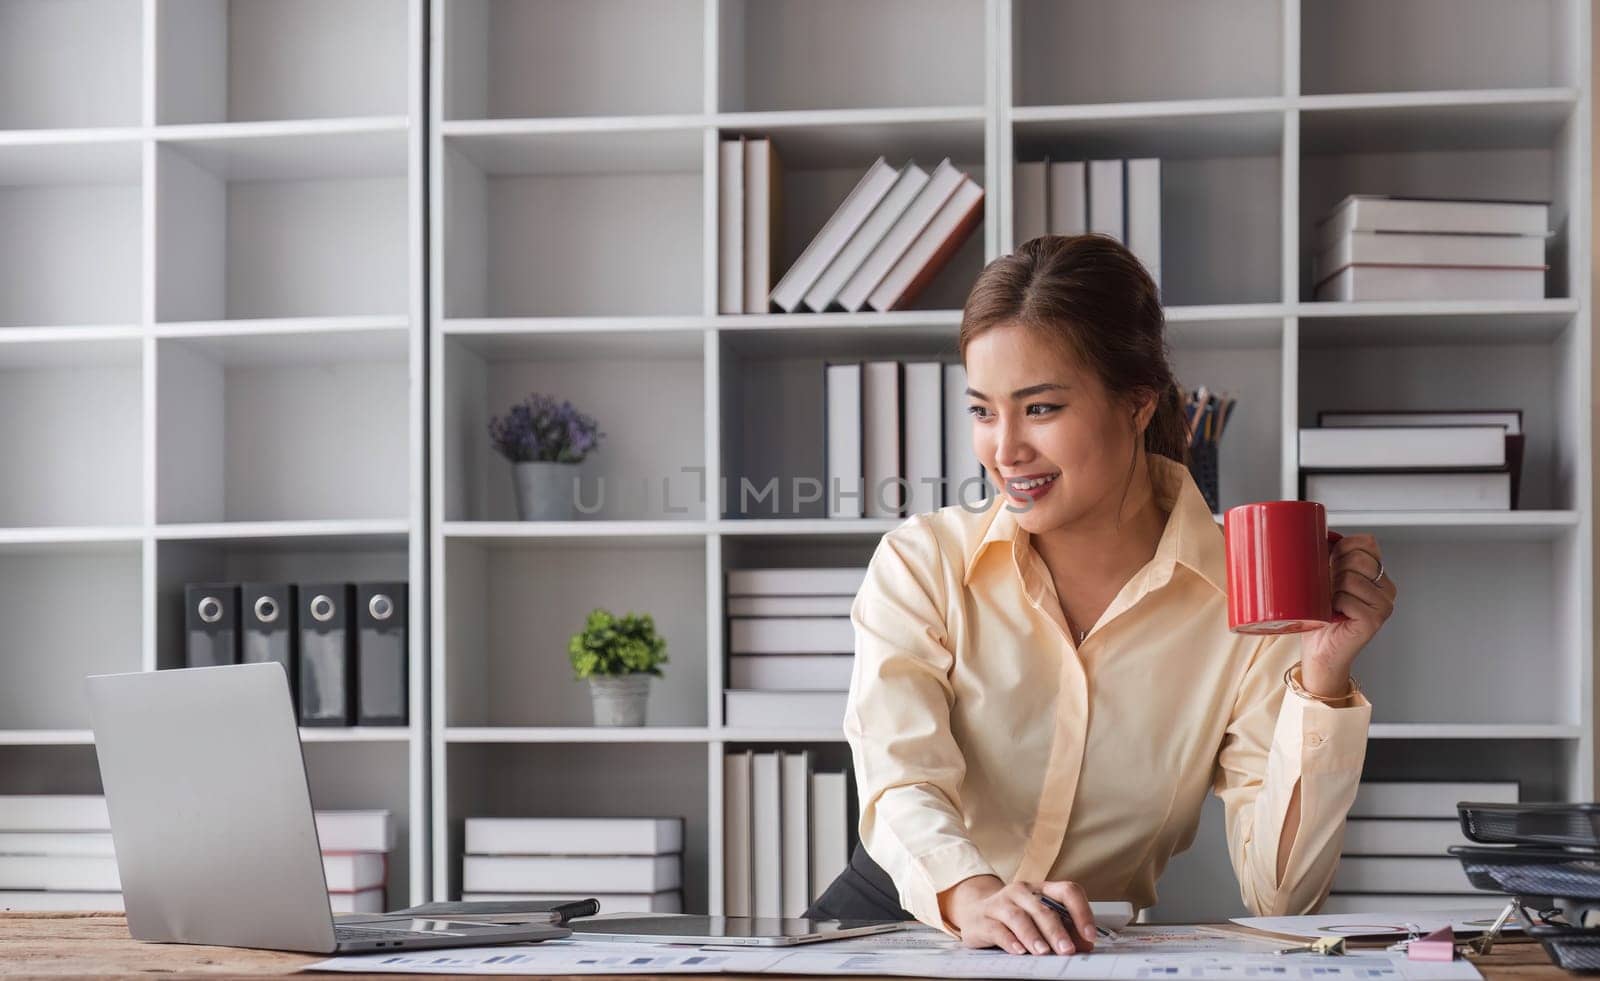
[568,608,668,679]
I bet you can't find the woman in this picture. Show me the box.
[806,235,1396,955]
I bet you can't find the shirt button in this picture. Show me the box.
[1307,733,1326,748]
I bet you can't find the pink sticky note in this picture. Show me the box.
[1409,926,1456,962]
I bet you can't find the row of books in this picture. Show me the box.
[0,797,394,914]
[1298,410,1524,511]
[1322,780,1516,911]
[185,582,409,727]
[724,567,864,731]
[1312,195,1550,302]
[724,751,852,918]
[1014,157,1160,286]
[756,156,984,314]
[460,818,684,913]
[825,361,987,520]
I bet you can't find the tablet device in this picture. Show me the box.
[570,915,903,947]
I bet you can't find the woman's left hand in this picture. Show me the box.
[1300,533,1397,698]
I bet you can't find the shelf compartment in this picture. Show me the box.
[442,539,707,727]
[442,0,704,120]
[0,544,142,730]
[441,128,702,318]
[1012,0,1282,106]
[718,0,985,113]
[1298,301,1580,348]
[155,334,410,524]
[0,0,142,130]
[1167,332,1284,513]
[154,137,408,322]
[443,333,706,522]
[1301,0,1576,96]
[301,740,414,912]
[156,0,410,125]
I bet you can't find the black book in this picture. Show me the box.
[185,584,240,668]
[242,583,297,704]
[356,582,407,726]
[298,583,355,726]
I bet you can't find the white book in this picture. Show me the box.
[1300,426,1506,469]
[744,138,779,314]
[1014,161,1047,247]
[825,363,863,519]
[0,890,124,912]
[0,796,109,832]
[901,362,943,515]
[1342,819,1470,856]
[868,178,984,312]
[719,138,745,314]
[0,833,115,857]
[770,158,899,313]
[723,751,752,917]
[1331,856,1472,894]
[0,855,120,891]
[805,163,929,312]
[730,654,855,692]
[751,752,783,919]
[1317,195,1551,245]
[1047,161,1087,236]
[1305,471,1511,511]
[781,752,811,918]
[1315,264,1544,302]
[943,363,985,508]
[724,691,849,730]
[462,854,681,894]
[837,160,963,313]
[730,617,854,655]
[322,852,387,892]
[1125,158,1161,288]
[727,595,854,617]
[726,568,866,596]
[1088,159,1124,242]
[461,891,684,913]
[314,810,396,854]
[861,361,903,518]
[809,771,849,904]
[1314,230,1546,280]
[1319,411,1521,436]
[329,887,387,914]
[1351,782,1518,819]
[465,818,684,856]
[1319,895,1496,915]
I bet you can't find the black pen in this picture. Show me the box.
[1036,894,1117,943]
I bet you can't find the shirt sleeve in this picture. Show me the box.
[1212,633,1372,916]
[844,519,997,934]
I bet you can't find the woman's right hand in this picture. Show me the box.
[939,875,1097,955]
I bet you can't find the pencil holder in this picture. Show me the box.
[1188,443,1220,514]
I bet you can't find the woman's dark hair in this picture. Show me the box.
[958,234,1188,467]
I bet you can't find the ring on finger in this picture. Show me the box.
[1372,560,1386,586]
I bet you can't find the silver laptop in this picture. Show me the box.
[87,663,570,954]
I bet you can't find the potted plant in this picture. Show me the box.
[568,608,668,726]
[488,393,604,521]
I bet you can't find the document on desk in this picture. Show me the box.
[1232,908,1518,941]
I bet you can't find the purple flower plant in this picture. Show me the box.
[488,393,604,464]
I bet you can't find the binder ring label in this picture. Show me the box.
[310,594,336,622]
[369,594,394,621]
[254,596,279,623]
[197,596,224,624]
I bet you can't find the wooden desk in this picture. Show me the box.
[0,912,1568,980]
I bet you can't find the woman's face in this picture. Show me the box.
[964,321,1146,534]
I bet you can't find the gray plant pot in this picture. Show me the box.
[589,674,651,727]
[513,461,577,521]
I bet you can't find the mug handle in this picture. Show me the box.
[1327,530,1351,624]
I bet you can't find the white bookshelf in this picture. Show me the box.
[0,0,428,912]
[429,0,1593,923]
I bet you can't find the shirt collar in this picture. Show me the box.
[962,455,1227,595]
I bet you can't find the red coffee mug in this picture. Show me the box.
[1224,500,1350,635]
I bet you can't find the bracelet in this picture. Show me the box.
[1283,662,1361,705]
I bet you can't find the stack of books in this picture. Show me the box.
[461,817,683,913]
[1323,780,1517,913]
[825,361,987,519]
[0,798,393,913]
[761,156,984,314]
[723,751,852,918]
[1299,410,1524,511]
[724,567,865,731]
[719,137,781,314]
[1013,157,1160,286]
[1312,195,1550,302]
